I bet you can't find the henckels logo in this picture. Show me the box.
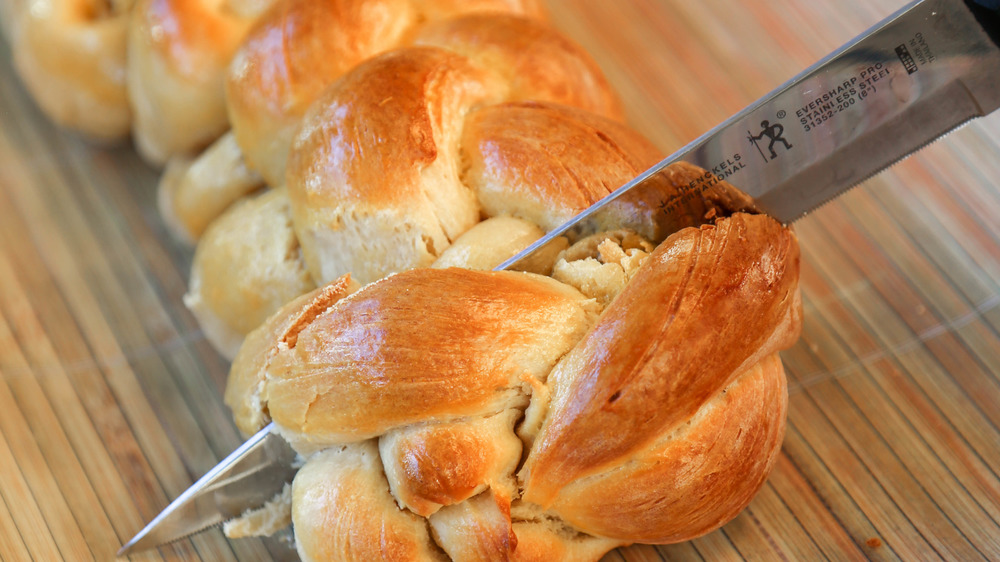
[748,116,794,163]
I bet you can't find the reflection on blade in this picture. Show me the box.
[117,422,297,556]
[499,0,1000,272]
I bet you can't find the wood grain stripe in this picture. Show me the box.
[0,250,120,559]
[0,476,33,562]
[0,311,93,560]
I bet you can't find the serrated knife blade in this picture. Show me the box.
[120,0,999,556]
[500,0,1000,270]
[117,423,296,556]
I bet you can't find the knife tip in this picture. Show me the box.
[117,526,156,558]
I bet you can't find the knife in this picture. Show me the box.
[119,0,1000,557]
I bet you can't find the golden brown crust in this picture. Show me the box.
[548,354,788,542]
[288,46,496,214]
[184,187,317,359]
[11,0,131,141]
[158,132,265,243]
[226,208,801,558]
[225,275,354,434]
[184,4,806,552]
[184,10,628,356]
[138,0,249,75]
[226,0,417,186]
[226,0,548,188]
[414,14,621,120]
[263,267,597,447]
[461,101,659,233]
[286,47,501,284]
[292,441,447,562]
[461,102,756,241]
[380,410,522,516]
[520,213,801,507]
[128,0,258,163]
[281,15,634,286]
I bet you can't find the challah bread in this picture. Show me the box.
[185,15,640,358]
[428,493,623,561]
[411,13,620,122]
[461,103,756,240]
[379,408,523,517]
[158,2,548,243]
[189,95,754,359]
[224,0,418,190]
[6,0,132,141]
[225,210,801,560]
[287,15,754,287]
[536,354,789,543]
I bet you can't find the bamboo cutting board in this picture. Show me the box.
[1,0,999,560]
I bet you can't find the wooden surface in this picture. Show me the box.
[1,0,999,560]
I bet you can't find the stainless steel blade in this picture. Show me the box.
[117,422,297,556]
[499,0,1000,272]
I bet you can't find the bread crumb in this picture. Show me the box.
[552,231,651,306]
[223,483,293,538]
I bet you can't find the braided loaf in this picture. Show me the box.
[225,210,802,560]
[206,12,801,557]
[182,13,657,358]
[156,0,552,243]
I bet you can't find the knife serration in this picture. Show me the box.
[500,0,1000,272]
